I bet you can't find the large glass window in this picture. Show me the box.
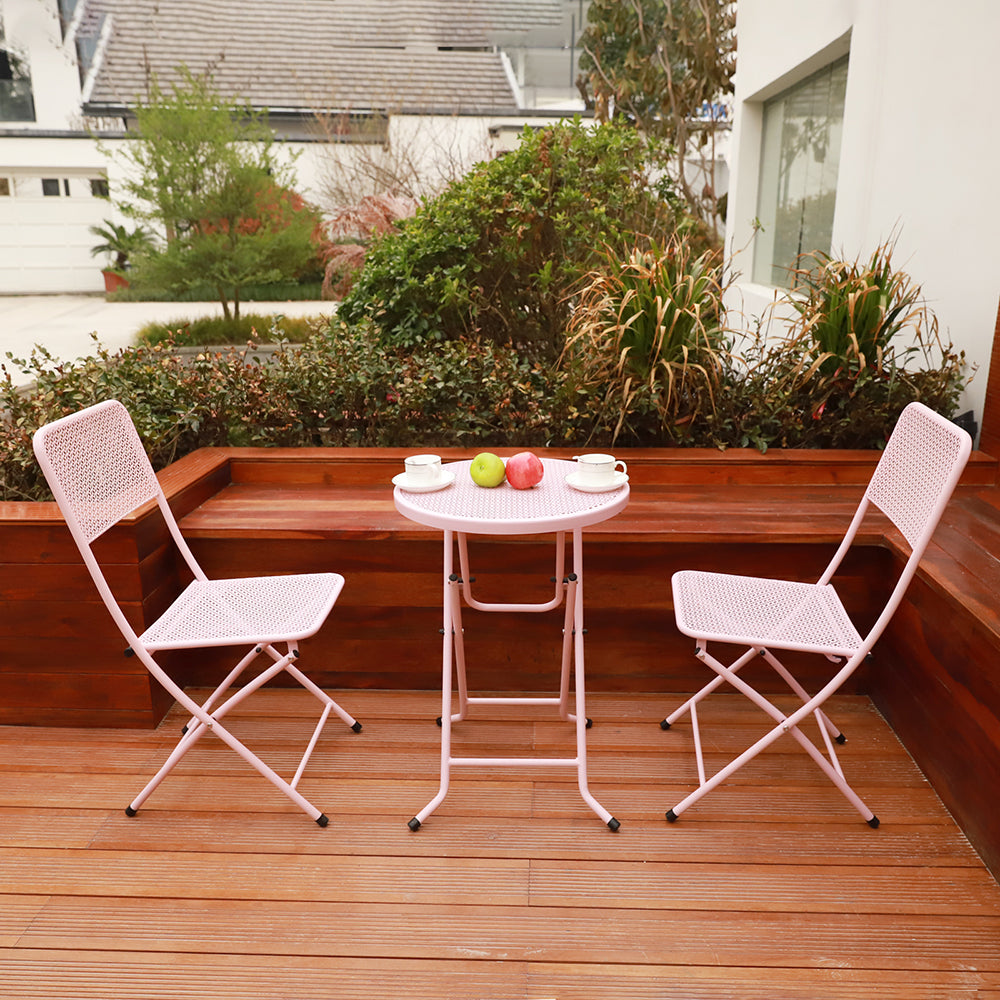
[0,46,35,121]
[753,56,848,288]
[0,13,35,123]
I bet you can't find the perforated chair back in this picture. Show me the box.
[33,399,161,545]
[865,401,972,552]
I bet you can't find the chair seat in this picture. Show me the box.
[672,569,864,657]
[140,573,345,650]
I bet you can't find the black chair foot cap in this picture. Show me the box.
[867,815,880,829]
[666,809,678,823]
[835,733,847,744]
[659,719,671,731]
[316,813,329,827]
[607,817,620,832]
[351,721,362,733]
[435,717,442,727]
[585,717,593,729]
[124,805,138,818]
[408,817,422,832]
[181,724,188,735]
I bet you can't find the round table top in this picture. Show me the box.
[393,457,630,535]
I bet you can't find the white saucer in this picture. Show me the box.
[565,471,629,493]
[392,469,456,493]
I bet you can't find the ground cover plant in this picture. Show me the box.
[135,313,326,347]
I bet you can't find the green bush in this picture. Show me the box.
[1,244,970,502]
[109,279,325,303]
[338,120,691,356]
[0,325,573,501]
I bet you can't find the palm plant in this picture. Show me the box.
[89,221,156,272]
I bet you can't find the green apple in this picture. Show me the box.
[469,452,506,487]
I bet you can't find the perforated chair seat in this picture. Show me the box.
[141,573,345,650]
[672,570,864,658]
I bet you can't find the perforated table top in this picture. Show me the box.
[393,458,629,535]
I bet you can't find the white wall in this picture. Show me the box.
[725,0,999,431]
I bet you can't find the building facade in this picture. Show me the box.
[724,0,997,434]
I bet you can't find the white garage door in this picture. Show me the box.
[0,171,110,293]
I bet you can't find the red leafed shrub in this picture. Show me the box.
[320,193,418,300]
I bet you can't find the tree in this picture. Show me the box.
[578,0,736,241]
[139,174,323,320]
[110,67,319,318]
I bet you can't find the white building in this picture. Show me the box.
[724,0,998,436]
[0,0,590,295]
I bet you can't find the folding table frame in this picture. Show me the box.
[393,458,629,831]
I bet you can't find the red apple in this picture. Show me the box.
[505,451,544,489]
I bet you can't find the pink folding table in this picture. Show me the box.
[393,457,629,831]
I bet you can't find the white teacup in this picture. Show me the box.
[573,453,627,485]
[404,453,443,484]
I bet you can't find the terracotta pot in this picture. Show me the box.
[102,270,130,293]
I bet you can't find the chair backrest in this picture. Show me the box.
[33,399,161,546]
[865,401,972,553]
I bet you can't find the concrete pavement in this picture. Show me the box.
[1,294,338,387]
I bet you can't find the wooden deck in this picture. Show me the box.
[1,687,999,997]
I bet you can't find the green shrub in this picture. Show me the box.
[0,325,573,501]
[338,120,690,356]
[1,243,970,502]
[110,279,325,303]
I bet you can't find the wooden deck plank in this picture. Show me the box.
[6,847,996,916]
[82,812,982,868]
[14,896,1000,970]
[7,950,997,1000]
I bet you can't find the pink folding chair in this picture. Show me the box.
[33,399,361,825]
[660,402,972,826]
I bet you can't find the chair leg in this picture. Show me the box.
[663,643,879,827]
[127,645,351,825]
[275,645,363,733]
[660,645,758,729]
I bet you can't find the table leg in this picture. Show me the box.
[408,528,619,832]
[569,528,620,831]
[407,529,457,831]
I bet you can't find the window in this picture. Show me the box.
[0,48,36,121]
[753,56,849,288]
[0,13,36,123]
[90,177,110,198]
[57,0,81,37]
[42,178,62,196]
[0,178,10,196]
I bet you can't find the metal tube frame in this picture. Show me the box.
[408,527,619,831]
